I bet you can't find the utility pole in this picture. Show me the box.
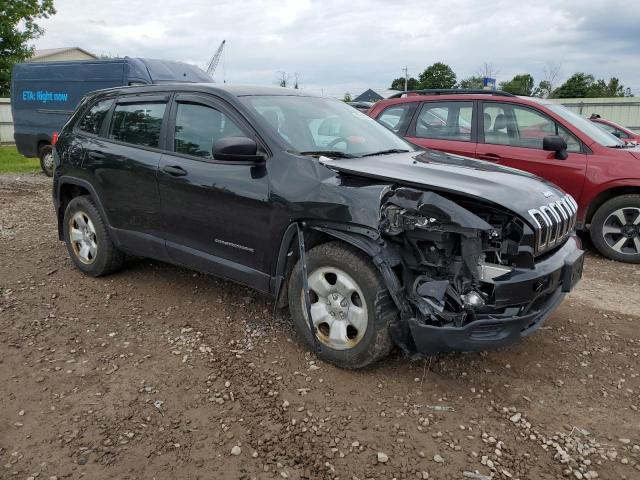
[402,65,409,91]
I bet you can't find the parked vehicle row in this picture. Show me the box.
[368,90,640,263]
[53,84,583,368]
[589,114,640,144]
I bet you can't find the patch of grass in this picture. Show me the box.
[0,145,41,174]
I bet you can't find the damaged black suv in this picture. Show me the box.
[53,85,584,368]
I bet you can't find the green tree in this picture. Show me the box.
[390,76,419,91]
[551,73,595,98]
[499,74,535,96]
[0,0,56,96]
[342,92,352,102]
[533,80,552,98]
[589,77,633,97]
[418,62,457,89]
[552,73,633,98]
[458,75,484,89]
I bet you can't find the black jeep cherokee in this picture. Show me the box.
[53,84,584,369]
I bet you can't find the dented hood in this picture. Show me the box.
[319,149,567,219]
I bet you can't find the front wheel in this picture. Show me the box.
[288,242,396,369]
[39,144,54,177]
[590,194,640,263]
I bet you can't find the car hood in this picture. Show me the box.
[626,145,640,160]
[319,149,568,220]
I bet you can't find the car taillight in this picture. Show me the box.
[52,132,59,146]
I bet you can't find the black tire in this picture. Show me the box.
[288,241,396,369]
[590,194,640,263]
[38,144,54,177]
[63,195,124,276]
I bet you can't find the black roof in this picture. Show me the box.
[354,88,384,102]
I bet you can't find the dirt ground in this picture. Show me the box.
[1,173,638,480]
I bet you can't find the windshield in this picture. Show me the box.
[546,104,625,147]
[240,95,414,157]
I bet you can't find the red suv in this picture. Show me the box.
[369,90,640,263]
[589,114,640,144]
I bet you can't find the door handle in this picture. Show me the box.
[163,165,188,177]
[88,151,105,160]
[477,153,501,161]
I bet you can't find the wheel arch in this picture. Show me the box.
[583,182,640,229]
[272,221,387,307]
[37,140,52,155]
[56,177,110,241]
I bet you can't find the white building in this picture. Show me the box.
[29,47,97,62]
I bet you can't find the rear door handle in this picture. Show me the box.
[163,165,188,177]
[88,151,105,160]
[477,153,501,161]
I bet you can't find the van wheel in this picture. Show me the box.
[39,144,54,177]
[63,196,124,276]
[288,242,396,369]
[590,194,640,263]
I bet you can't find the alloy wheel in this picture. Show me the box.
[602,207,640,255]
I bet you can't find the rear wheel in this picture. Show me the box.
[288,242,396,369]
[590,194,640,263]
[38,144,54,177]
[63,196,124,276]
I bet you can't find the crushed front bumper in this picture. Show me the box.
[408,236,584,354]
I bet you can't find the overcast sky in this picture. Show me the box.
[33,0,640,98]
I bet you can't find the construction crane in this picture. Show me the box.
[206,40,226,80]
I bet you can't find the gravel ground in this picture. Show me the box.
[1,173,639,480]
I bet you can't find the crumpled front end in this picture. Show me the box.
[378,187,584,355]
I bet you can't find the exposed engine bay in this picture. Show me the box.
[375,187,541,350]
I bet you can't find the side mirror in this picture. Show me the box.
[543,135,568,160]
[212,136,265,162]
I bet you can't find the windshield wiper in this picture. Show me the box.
[359,148,411,157]
[299,150,357,159]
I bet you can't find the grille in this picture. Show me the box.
[528,195,578,254]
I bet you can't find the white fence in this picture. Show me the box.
[548,97,640,131]
[0,98,14,144]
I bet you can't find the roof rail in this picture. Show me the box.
[387,89,516,99]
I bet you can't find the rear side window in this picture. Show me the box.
[77,99,113,135]
[109,102,166,148]
[173,103,244,158]
[414,101,473,141]
[378,104,416,133]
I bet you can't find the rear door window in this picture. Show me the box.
[77,99,114,135]
[413,101,473,141]
[109,102,166,148]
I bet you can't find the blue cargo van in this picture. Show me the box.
[11,57,211,175]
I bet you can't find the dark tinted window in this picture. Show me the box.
[174,103,244,158]
[78,99,113,135]
[109,102,166,148]
[414,101,473,141]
